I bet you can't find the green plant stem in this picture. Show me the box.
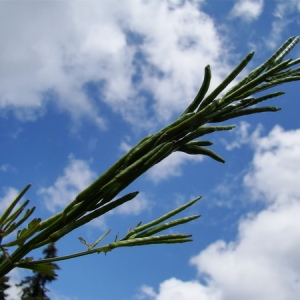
[0,36,299,277]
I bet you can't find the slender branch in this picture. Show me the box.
[0,36,299,277]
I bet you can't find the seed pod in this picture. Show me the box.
[178,145,225,163]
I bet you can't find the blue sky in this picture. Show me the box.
[0,0,300,299]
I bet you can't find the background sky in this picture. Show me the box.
[0,0,300,299]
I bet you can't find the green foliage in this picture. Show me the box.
[0,36,299,279]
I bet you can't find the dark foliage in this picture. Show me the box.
[0,254,10,300]
[17,243,59,300]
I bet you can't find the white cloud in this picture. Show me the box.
[273,0,300,19]
[114,192,149,216]
[266,0,300,49]
[139,278,221,300]
[139,125,300,300]
[147,152,204,183]
[38,155,96,212]
[244,125,300,204]
[138,285,157,299]
[6,269,23,300]
[230,0,264,21]
[221,121,263,150]
[0,1,233,128]
[0,186,19,213]
[189,202,300,299]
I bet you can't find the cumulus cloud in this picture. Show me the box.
[138,278,220,300]
[0,186,19,213]
[230,0,264,21]
[147,152,204,183]
[139,125,300,299]
[244,125,300,204]
[0,1,232,128]
[6,269,23,300]
[220,121,264,151]
[266,0,300,49]
[190,203,300,299]
[113,192,150,216]
[38,155,96,212]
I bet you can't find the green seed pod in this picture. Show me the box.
[178,145,225,163]
[181,65,211,115]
